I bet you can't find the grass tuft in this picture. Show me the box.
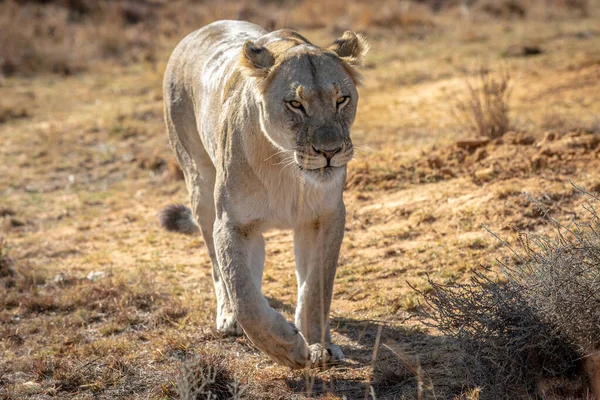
[175,353,248,400]
[455,67,512,139]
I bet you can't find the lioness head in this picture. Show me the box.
[239,30,369,182]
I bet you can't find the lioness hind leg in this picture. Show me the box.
[163,93,241,336]
[188,176,243,336]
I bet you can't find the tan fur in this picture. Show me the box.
[240,41,274,78]
[328,31,370,84]
[163,20,367,368]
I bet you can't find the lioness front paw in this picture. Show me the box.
[308,343,344,367]
[216,314,243,336]
[267,329,311,369]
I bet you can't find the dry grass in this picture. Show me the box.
[1,0,593,77]
[1,0,599,399]
[0,1,77,76]
[0,0,158,76]
[0,237,15,279]
[419,187,600,399]
[0,103,30,124]
[454,67,512,139]
[419,273,582,398]
[510,187,600,354]
[175,354,248,400]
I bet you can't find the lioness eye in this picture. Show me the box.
[289,100,302,109]
[336,96,349,107]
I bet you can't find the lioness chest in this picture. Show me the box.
[218,153,345,230]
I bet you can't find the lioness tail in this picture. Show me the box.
[158,204,200,235]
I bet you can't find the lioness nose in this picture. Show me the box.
[313,145,342,163]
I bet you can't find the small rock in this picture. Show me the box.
[503,44,543,58]
[10,218,25,227]
[474,166,496,181]
[456,138,490,150]
[54,273,66,283]
[516,135,536,145]
[537,131,558,148]
[87,271,106,281]
[544,131,557,142]
[503,131,535,145]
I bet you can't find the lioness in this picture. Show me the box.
[160,20,368,368]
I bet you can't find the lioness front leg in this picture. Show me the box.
[213,216,310,368]
[294,206,346,364]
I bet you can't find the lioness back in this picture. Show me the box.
[163,21,268,162]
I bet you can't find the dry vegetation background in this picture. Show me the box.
[1,0,600,398]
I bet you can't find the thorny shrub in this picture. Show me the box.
[418,183,600,398]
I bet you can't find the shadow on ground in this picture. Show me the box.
[283,316,467,399]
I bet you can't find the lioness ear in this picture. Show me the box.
[240,41,275,79]
[328,31,369,67]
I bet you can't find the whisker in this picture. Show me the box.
[263,149,294,162]
[275,154,296,167]
[278,159,299,178]
[352,144,374,154]
[351,145,375,160]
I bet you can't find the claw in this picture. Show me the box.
[308,343,344,367]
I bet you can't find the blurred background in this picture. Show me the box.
[0,0,594,78]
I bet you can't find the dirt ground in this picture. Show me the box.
[1,1,600,399]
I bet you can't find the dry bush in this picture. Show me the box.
[1,0,590,77]
[175,353,248,400]
[509,188,600,355]
[0,1,78,76]
[418,185,600,399]
[419,274,582,398]
[0,0,439,78]
[455,68,512,139]
[0,0,158,76]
